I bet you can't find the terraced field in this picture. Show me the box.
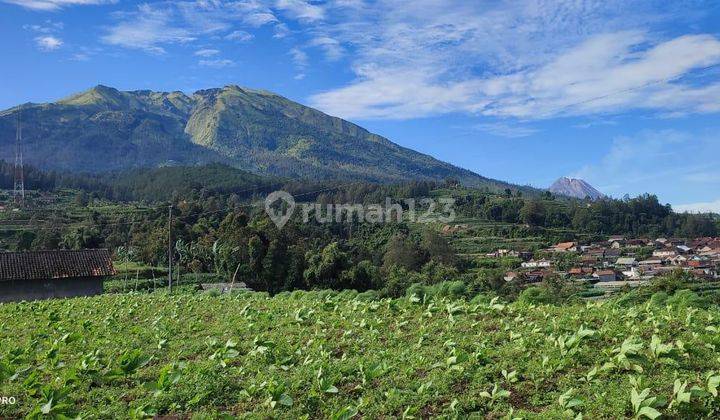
[1,291,719,418]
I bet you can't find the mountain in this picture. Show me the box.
[549,177,604,200]
[0,85,524,192]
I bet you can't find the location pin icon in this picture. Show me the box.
[265,191,296,229]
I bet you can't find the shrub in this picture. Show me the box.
[666,289,709,309]
[518,287,554,305]
[355,290,380,301]
[405,283,428,300]
[649,291,668,306]
[431,280,468,299]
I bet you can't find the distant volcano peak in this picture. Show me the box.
[549,177,604,200]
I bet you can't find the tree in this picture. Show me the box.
[341,260,378,291]
[421,229,456,265]
[382,234,422,272]
[520,200,546,227]
[261,239,288,294]
[304,242,350,289]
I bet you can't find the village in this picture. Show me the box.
[494,236,720,292]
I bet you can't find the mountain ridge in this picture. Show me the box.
[0,84,530,193]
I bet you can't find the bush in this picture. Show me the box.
[666,289,709,309]
[381,265,422,298]
[431,281,468,299]
[518,287,554,305]
[649,291,668,306]
[469,293,494,305]
[405,283,428,300]
[355,290,380,301]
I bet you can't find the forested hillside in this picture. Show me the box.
[0,85,522,191]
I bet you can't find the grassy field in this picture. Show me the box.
[1,291,720,419]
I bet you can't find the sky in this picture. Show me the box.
[1,0,719,212]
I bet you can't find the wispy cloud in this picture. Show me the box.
[571,129,720,202]
[674,199,720,214]
[34,35,63,51]
[102,4,196,53]
[289,46,308,79]
[3,0,115,11]
[198,58,235,68]
[300,1,720,120]
[275,0,324,22]
[471,122,539,138]
[194,48,220,57]
[101,1,275,53]
[23,21,64,33]
[225,30,253,42]
[309,36,343,61]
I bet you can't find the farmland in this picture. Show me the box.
[1,290,720,418]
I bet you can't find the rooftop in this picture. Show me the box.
[0,249,115,282]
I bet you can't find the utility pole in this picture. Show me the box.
[14,110,25,206]
[168,204,173,293]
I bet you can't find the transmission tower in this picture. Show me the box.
[13,109,25,205]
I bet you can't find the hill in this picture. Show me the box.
[549,177,604,200]
[0,85,523,192]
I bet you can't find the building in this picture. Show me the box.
[521,260,552,269]
[553,242,577,252]
[0,249,115,303]
[593,270,617,282]
[615,257,637,267]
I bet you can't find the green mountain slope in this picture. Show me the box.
[0,85,523,191]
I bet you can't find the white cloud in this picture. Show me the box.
[289,47,309,79]
[194,48,220,57]
[3,0,114,11]
[571,129,720,203]
[198,58,235,68]
[23,21,64,33]
[309,36,343,61]
[102,1,276,53]
[34,35,63,51]
[294,1,720,120]
[102,4,195,53]
[275,0,324,22]
[471,122,539,138]
[674,200,720,214]
[225,30,253,42]
[311,30,720,120]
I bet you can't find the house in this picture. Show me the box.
[653,249,677,258]
[568,267,593,277]
[615,257,637,267]
[504,272,519,282]
[676,245,692,254]
[593,270,617,282]
[0,249,115,303]
[553,242,577,252]
[603,249,621,259]
[669,255,688,266]
[521,260,552,269]
[525,271,546,283]
[639,258,663,267]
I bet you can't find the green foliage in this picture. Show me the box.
[0,291,720,418]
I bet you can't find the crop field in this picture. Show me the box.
[1,291,720,419]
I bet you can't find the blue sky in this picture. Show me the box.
[1,0,719,212]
